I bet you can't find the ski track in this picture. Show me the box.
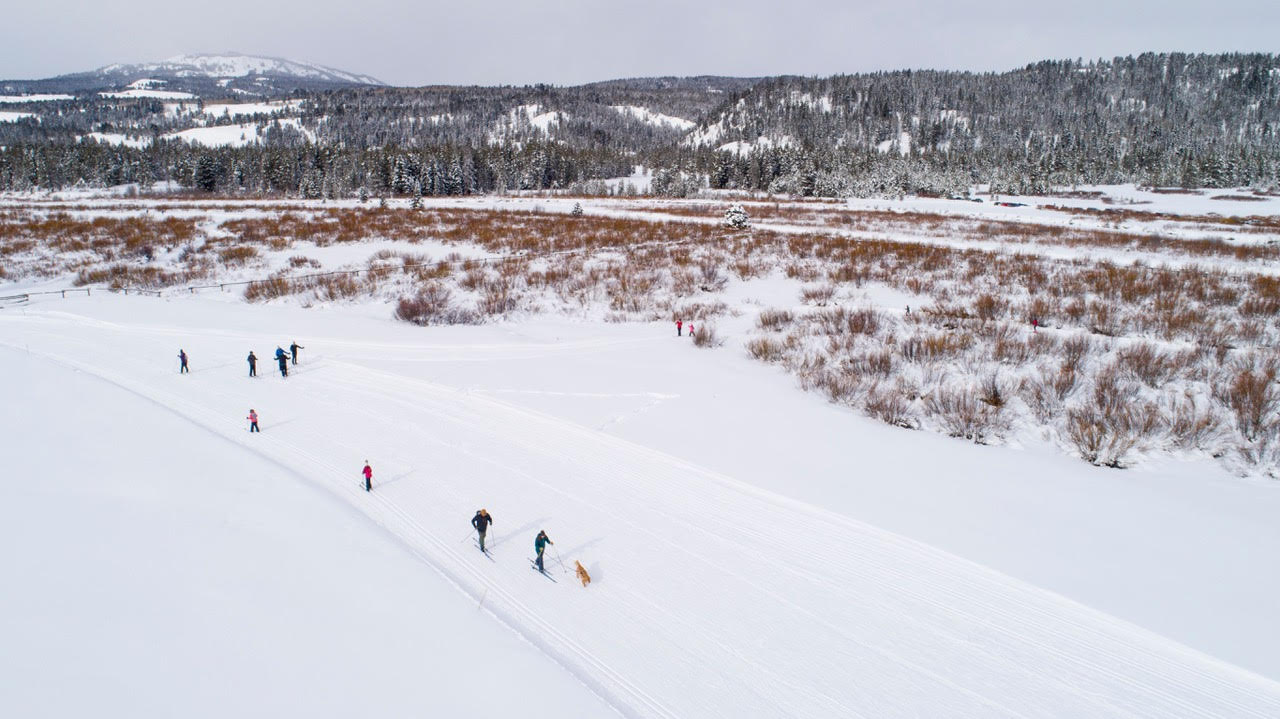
[5,307,1280,719]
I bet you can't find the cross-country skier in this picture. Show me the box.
[247,351,257,377]
[472,509,493,552]
[290,341,304,365]
[246,409,259,433]
[362,461,373,492]
[676,319,683,336]
[535,530,553,571]
[178,349,189,373]
[275,347,288,378]
[687,323,694,340]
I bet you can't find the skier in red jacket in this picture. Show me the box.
[676,319,683,336]
[362,461,373,492]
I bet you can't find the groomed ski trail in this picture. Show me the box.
[4,306,1280,719]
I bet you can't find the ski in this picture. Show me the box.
[530,560,557,582]
[473,540,495,560]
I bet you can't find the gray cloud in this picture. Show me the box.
[3,0,1278,85]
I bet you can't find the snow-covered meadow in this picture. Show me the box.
[2,188,1280,716]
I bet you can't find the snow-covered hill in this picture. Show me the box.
[97,53,384,86]
[3,53,383,98]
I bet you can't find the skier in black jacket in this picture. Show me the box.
[178,349,189,374]
[471,509,493,552]
[290,341,304,365]
[247,351,257,377]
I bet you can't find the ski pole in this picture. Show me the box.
[460,528,474,543]
[553,545,567,574]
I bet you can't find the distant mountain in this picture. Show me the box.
[97,54,385,86]
[1,53,384,97]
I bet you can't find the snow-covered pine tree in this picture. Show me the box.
[724,204,750,229]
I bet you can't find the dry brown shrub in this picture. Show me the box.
[864,381,917,428]
[394,283,479,325]
[973,293,1004,322]
[1218,359,1279,443]
[313,274,363,301]
[746,336,787,362]
[691,324,722,348]
[480,279,520,316]
[673,302,729,321]
[978,372,1010,409]
[1165,393,1224,453]
[1116,342,1194,388]
[850,349,894,378]
[697,260,728,291]
[815,306,882,337]
[757,309,794,331]
[244,277,292,302]
[927,387,1006,444]
[1020,365,1078,423]
[800,284,836,305]
[1064,367,1164,466]
[732,259,768,280]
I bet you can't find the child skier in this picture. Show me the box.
[247,351,257,377]
[535,530,554,571]
[178,349,189,373]
[362,461,373,492]
[246,409,259,433]
[471,509,493,552]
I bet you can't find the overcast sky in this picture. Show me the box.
[3,0,1278,85]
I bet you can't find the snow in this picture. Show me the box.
[0,94,74,104]
[168,118,314,147]
[82,132,151,149]
[601,165,652,193]
[510,104,562,132]
[0,111,36,122]
[684,120,726,147]
[717,135,793,155]
[878,131,912,156]
[788,91,833,112]
[100,88,199,100]
[610,105,695,131]
[199,100,300,118]
[0,343,611,718]
[2,287,1279,716]
[78,117,314,149]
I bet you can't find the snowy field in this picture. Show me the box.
[2,189,1280,717]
